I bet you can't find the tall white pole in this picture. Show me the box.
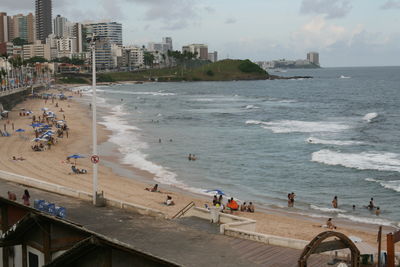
[92,40,98,205]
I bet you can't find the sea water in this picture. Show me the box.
[79,66,400,227]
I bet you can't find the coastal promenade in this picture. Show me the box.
[0,179,331,266]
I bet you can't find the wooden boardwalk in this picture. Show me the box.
[230,237,338,266]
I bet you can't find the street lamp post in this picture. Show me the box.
[90,36,99,205]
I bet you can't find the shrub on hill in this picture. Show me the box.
[97,74,116,83]
[238,60,266,74]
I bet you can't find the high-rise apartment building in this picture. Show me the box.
[53,15,68,38]
[36,0,52,42]
[182,44,208,60]
[84,22,122,46]
[208,51,218,62]
[9,13,36,44]
[0,12,9,43]
[148,37,173,53]
[163,37,173,51]
[307,52,319,65]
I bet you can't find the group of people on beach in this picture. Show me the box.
[144,184,175,206]
[188,154,197,161]
[331,196,381,215]
[212,195,254,214]
[287,192,296,207]
[8,189,30,206]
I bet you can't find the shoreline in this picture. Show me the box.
[0,84,398,251]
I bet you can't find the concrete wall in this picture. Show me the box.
[181,207,257,233]
[0,170,166,219]
[0,84,46,111]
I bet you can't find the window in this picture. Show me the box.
[28,252,39,267]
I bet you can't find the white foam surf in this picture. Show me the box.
[307,137,364,146]
[246,120,350,133]
[310,205,347,213]
[312,150,400,172]
[99,105,209,195]
[363,112,378,122]
[339,75,351,79]
[103,90,176,96]
[338,214,394,226]
[245,105,260,110]
[365,178,400,192]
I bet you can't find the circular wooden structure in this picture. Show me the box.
[298,231,360,267]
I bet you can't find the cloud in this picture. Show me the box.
[123,0,203,30]
[300,0,352,19]
[225,18,237,24]
[291,16,349,51]
[380,0,400,9]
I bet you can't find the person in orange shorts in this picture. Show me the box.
[227,197,239,213]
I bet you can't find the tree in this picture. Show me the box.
[12,37,27,46]
[143,52,155,68]
[25,57,47,64]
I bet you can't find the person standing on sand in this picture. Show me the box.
[332,196,338,208]
[8,191,17,201]
[326,218,336,229]
[22,190,30,206]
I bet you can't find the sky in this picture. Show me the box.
[1,0,400,67]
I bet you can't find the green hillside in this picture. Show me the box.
[57,59,269,84]
[178,59,269,81]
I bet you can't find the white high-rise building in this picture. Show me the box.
[84,21,122,46]
[53,15,68,38]
[307,52,319,65]
[147,37,173,53]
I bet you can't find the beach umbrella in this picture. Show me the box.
[26,111,33,114]
[30,123,43,128]
[15,129,25,132]
[41,107,49,111]
[206,189,226,195]
[68,154,86,164]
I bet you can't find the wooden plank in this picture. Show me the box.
[387,233,395,267]
[393,230,400,243]
[43,222,51,264]
[313,240,347,254]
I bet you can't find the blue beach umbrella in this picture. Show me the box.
[206,189,226,196]
[68,154,86,159]
[15,129,25,132]
[68,154,86,164]
[30,123,43,128]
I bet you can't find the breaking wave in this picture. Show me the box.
[246,120,350,133]
[312,150,400,172]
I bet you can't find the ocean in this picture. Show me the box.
[78,66,400,227]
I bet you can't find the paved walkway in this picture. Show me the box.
[0,180,334,266]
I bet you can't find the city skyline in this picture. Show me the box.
[1,0,400,67]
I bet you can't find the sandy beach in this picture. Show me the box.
[0,85,398,251]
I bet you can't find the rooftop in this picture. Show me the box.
[0,179,331,266]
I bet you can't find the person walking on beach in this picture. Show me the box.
[332,196,338,208]
[22,189,30,206]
